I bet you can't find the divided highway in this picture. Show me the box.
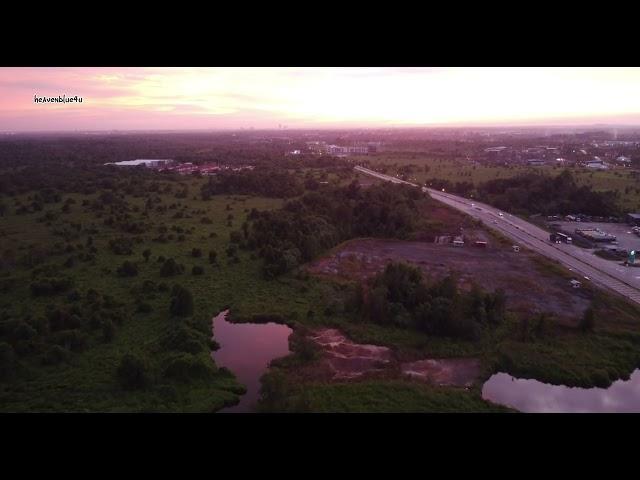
[354,165,640,305]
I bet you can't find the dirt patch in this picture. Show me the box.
[309,329,394,380]
[307,328,480,387]
[401,358,481,387]
[307,238,591,322]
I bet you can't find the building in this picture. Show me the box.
[616,155,631,164]
[105,159,174,168]
[626,213,640,226]
[452,236,465,247]
[585,161,608,170]
[527,159,546,166]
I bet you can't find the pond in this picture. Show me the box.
[482,370,640,413]
[211,310,292,413]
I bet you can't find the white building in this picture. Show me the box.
[105,159,174,168]
[585,160,608,170]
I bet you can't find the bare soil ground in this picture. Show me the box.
[305,328,481,387]
[401,358,481,387]
[307,237,591,323]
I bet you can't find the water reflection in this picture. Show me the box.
[482,370,640,413]
[211,310,292,413]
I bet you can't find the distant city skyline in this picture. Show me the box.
[2,67,640,132]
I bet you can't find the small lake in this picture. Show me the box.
[211,310,292,413]
[482,370,640,413]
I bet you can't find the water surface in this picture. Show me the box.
[482,370,640,413]
[211,310,292,413]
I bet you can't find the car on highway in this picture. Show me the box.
[498,212,504,217]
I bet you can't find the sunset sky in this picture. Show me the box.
[2,67,640,131]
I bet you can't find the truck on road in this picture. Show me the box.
[551,232,572,244]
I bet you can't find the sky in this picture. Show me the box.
[2,67,640,131]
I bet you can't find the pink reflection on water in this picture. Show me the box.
[211,311,292,413]
[482,371,640,413]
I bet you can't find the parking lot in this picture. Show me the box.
[554,221,640,252]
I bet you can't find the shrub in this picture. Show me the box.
[163,353,215,382]
[192,265,204,276]
[102,320,116,342]
[41,345,71,366]
[161,324,207,354]
[160,258,184,277]
[30,276,73,296]
[117,261,138,277]
[136,302,153,313]
[170,285,194,317]
[0,342,16,379]
[51,329,88,352]
[580,307,596,332]
[116,354,150,390]
[191,248,202,258]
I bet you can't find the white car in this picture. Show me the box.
[498,212,504,217]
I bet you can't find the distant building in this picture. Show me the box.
[527,159,546,166]
[585,161,608,170]
[105,159,174,168]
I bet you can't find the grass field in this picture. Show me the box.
[0,177,336,412]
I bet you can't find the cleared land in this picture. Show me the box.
[307,237,592,324]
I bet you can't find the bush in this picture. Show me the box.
[163,353,215,382]
[192,265,204,276]
[116,354,151,390]
[191,248,202,258]
[580,307,596,332]
[160,258,184,277]
[102,320,116,342]
[30,276,73,296]
[170,285,194,317]
[136,302,153,313]
[13,321,37,341]
[0,342,16,379]
[41,345,71,366]
[116,261,138,277]
[161,324,208,354]
[51,329,88,352]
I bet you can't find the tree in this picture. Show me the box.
[160,258,183,277]
[209,250,217,264]
[192,265,204,276]
[0,342,15,379]
[170,285,194,317]
[580,306,596,332]
[116,260,138,277]
[116,354,150,390]
[142,249,151,262]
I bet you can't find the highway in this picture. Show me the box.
[354,165,640,305]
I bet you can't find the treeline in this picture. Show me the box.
[477,170,619,216]
[347,262,506,341]
[427,170,619,217]
[244,181,425,277]
[200,169,304,199]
